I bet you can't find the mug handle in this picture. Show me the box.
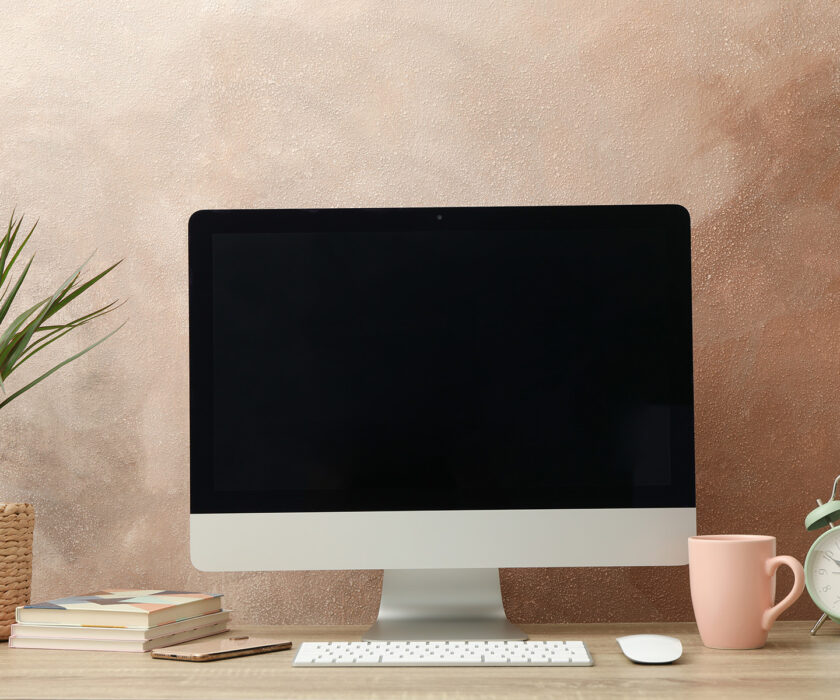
[761,555,805,631]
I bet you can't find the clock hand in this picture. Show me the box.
[823,553,840,567]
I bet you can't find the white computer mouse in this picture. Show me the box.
[616,634,682,664]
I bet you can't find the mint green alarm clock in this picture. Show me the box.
[805,475,840,633]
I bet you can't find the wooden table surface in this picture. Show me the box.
[0,620,836,699]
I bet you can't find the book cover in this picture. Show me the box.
[10,611,231,641]
[9,620,229,652]
[16,590,223,628]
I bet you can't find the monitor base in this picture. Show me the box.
[363,568,527,641]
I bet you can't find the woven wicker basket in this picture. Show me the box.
[0,503,34,640]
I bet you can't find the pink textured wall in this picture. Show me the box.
[1,2,839,624]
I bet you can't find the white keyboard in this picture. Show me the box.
[293,640,593,667]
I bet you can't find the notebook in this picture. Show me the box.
[11,611,230,640]
[9,620,229,652]
[16,590,223,628]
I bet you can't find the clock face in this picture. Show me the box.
[806,528,840,617]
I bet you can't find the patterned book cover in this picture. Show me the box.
[16,590,223,628]
[11,611,231,640]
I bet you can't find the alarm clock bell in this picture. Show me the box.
[805,500,840,531]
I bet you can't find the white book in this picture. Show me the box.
[8,620,229,652]
[10,611,231,641]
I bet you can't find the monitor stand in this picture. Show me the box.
[363,569,528,641]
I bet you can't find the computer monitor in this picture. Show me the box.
[189,206,696,640]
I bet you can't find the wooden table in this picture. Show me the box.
[0,621,836,699]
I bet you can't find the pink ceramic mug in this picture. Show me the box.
[688,535,804,649]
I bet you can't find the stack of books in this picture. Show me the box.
[9,589,229,652]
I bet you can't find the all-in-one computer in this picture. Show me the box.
[189,205,696,642]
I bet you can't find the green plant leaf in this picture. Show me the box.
[37,299,123,333]
[0,212,123,410]
[1,298,123,379]
[3,254,94,371]
[0,213,22,281]
[0,214,12,279]
[8,326,76,373]
[0,297,50,370]
[10,300,124,372]
[0,255,34,327]
[1,221,35,285]
[0,321,126,410]
[47,259,122,319]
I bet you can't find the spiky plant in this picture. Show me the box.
[0,211,123,409]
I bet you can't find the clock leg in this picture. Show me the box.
[810,613,828,636]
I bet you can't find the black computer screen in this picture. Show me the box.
[189,207,695,513]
